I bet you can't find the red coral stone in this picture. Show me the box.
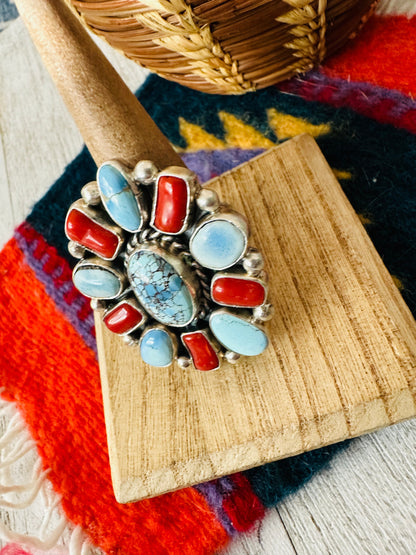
[66,208,119,259]
[103,302,143,334]
[212,276,265,308]
[153,176,188,234]
[182,332,219,371]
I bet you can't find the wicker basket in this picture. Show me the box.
[71,0,379,95]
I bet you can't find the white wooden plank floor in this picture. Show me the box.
[0,4,415,553]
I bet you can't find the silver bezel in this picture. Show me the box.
[208,307,268,356]
[97,160,148,233]
[210,271,268,308]
[65,199,125,261]
[189,208,250,271]
[125,242,200,328]
[150,166,197,235]
[103,296,147,336]
[73,256,126,300]
[139,325,178,367]
[181,329,221,372]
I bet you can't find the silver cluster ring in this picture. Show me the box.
[65,159,273,371]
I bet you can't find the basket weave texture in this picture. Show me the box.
[71,0,379,95]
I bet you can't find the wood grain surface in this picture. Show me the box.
[1,7,416,553]
[96,134,416,502]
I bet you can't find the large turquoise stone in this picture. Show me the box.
[190,219,246,270]
[73,266,121,299]
[127,250,195,327]
[140,328,174,367]
[209,311,268,356]
[97,163,142,232]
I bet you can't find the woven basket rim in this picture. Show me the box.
[71,0,379,94]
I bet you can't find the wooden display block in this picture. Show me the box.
[96,134,416,503]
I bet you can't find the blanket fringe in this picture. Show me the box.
[0,393,99,554]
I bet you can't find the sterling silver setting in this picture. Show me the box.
[65,158,273,370]
[125,241,202,328]
[72,257,126,300]
[103,296,148,336]
[150,166,198,235]
[210,271,268,308]
[65,198,125,261]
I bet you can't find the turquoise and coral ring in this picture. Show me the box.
[65,159,273,371]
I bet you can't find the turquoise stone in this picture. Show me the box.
[97,163,142,232]
[140,328,174,367]
[127,250,195,327]
[209,311,268,356]
[73,266,121,299]
[190,219,246,270]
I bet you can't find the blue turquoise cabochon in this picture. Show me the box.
[140,328,174,367]
[73,264,122,299]
[127,249,196,327]
[190,219,247,270]
[209,310,268,356]
[97,163,142,233]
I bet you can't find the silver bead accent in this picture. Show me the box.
[196,188,220,213]
[90,299,106,311]
[122,334,138,346]
[132,160,158,185]
[224,351,240,364]
[177,356,192,369]
[243,248,264,275]
[253,303,274,322]
[68,240,85,259]
[81,181,101,205]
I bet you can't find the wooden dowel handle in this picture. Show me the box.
[14,0,184,169]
